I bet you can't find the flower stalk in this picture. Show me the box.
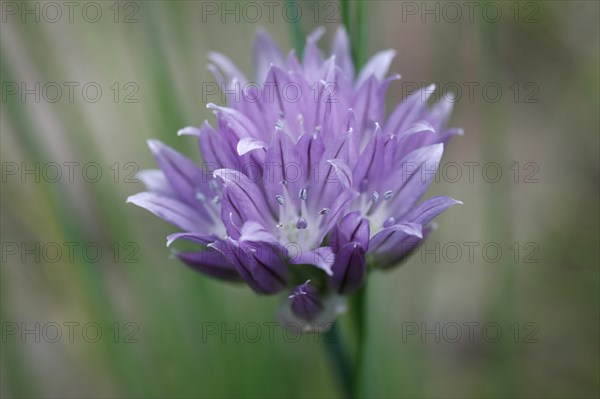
[343,2,370,397]
[324,322,355,399]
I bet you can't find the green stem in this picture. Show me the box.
[324,322,355,399]
[354,0,368,69]
[339,2,370,396]
[286,0,305,55]
[479,6,516,396]
[341,0,351,36]
[342,0,369,70]
[351,281,368,398]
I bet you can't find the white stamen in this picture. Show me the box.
[371,191,379,203]
[299,188,307,201]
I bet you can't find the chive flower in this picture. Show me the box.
[128,27,462,329]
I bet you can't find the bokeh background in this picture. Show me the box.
[1,1,599,398]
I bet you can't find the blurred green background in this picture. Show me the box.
[1,1,598,398]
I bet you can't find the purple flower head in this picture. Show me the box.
[128,27,462,324]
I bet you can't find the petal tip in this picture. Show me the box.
[177,126,200,137]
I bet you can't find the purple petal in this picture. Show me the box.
[237,137,267,156]
[385,144,445,218]
[166,232,216,247]
[239,221,281,247]
[307,131,351,211]
[385,84,436,135]
[215,239,289,294]
[331,27,354,81]
[355,49,396,87]
[147,140,211,212]
[263,129,302,210]
[253,27,285,82]
[426,93,455,133]
[376,225,434,270]
[297,133,325,185]
[352,75,394,137]
[286,50,303,73]
[316,190,355,246]
[177,126,202,137]
[326,159,353,188]
[136,169,175,198]
[353,128,385,192]
[207,51,248,85]
[214,169,274,227]
[330,242,366,295]
[262,66,304,136]
[176,249,241,281]
[331,211,370,251]
[396,126,462,160]
[369,222,423,254]
[404,196,463,226]
[207,103,262,143]
[127,192,206,231]
[198,121,237,170]
[289,246,335,276]
[303,27,326,81]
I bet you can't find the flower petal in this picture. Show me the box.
[214,169,274,227]
[297,133,325,185]
[263,129,302,210]
[166,232,216,247]
[253,27,285,82]
[136,169,175,198]
[369,222,423,254]
[214,239,289,294]
[385,84,436,135]
[176,249,241,281]
[330,242,366,295]
[404,196,462,226]
[127,192,206,231]
[331,27,354,81]
[237,137,268,156]
[355,49,396,87]
[207,51,247,85]
[239,221,281,247]
[331,211,370,251]
[147,140,211,211]
[375,225,434,270]
[303,27,326,81]
[289,246,335,276]
[326,158,353,188]
[352,127,385,192]
[385,144,445,218]
[197,121,238,170]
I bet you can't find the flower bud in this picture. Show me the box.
[289,281,324,321]
[330,242,366,295]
